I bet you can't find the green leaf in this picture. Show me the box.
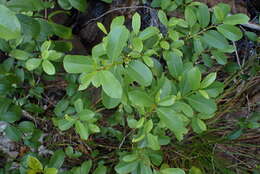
[79,73,95,91]
[189,166,203,174]
[107,26,129,61]
[18,121,35,133]
[161,168,185,174]
[132,37,143,52]
[0,5,21,40]
[17,14,40,40]
[213,3,230,22]
[245,31,258,41]
[172,101,194,118]
[10,49,30,60]
[186,94,217,114]
[0,107,21,123]
[217,24,243,41]
[115,161,139,174]
[139,27,159,40]
[48,149,65,169]
[5,124,22,142]
[157,107,188,141]
[202,30,229,50]
[187,67,201,90]
[132,12,141,34]
[68,0,87,12]
[97,22,107,34]
[88,123,100,133]
[64,55,93,74]
[223,14,249,25]
[191,118,207,133]
[201,72,217,88]
[58,119,75,131]
[164,52,183,78]
[58,0,72,10]
[160,41,170,50]
[127,60,153,87]
[46,50,63,61]
[122,154,138,162]
[196,4,210,27]
[78,109,95,121]
[93,165,107,174]
[110,16,125,29]
[101,0,112,3]
[185,6,197,27]
[102,91,121,109]
[28,156,43,170]
[158,95,176,107]
[51,22,72,39]
[42,60,55,75]
[26,58,42,71]
[213,6,225,22]
[212,50,227,65]
[147,133,160,150]
[99,70,122,99]
[75,121,89,140]
[143,56,154,67]
[158,10,168,26]
[7,0,49,12]
[140,162,153,174]
[128,90,154,107]
[205,81,224,98]
[80,160,92,174]
[193,37,204,54]
[74,99,84,113]
[44,168,58,174]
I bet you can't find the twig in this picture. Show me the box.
[82,6,154,28]
[242,22,260,31]
[232,41,243,71]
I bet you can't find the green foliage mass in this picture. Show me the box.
[0,0,258,174]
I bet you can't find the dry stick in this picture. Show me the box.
[242,22,260,31]
[232,41,243,70]
[82,6,154,28]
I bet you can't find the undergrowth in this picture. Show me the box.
[0,0,259,174]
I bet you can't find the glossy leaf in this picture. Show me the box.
[64,55,93,74]
[201,72,217,88]
[107,26,129,61]
[26,58,42,71]
[93,165,107,174]
[102,91,121,109]
[42,60,55,75]
[196,4,210,27]
[161,168,185,174]
[127,60,153,87]
[192,118,207,133]
[115,161,139,174]
[132,12,141,34]
[99,70,122,99]
[217,24,243,41]
[157,107,188,141]
[128,90,154,107]
[187,67,201,90]
[68,0,87,12]
[147,133,160,150]
[5,124,22,142]
[186,94,217,114]
[185,6,197,27]
[202,30,229,49]
[48,149,65,169]
[0,5,21,40]
[28,156,43,170]
[223,14,249,25]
